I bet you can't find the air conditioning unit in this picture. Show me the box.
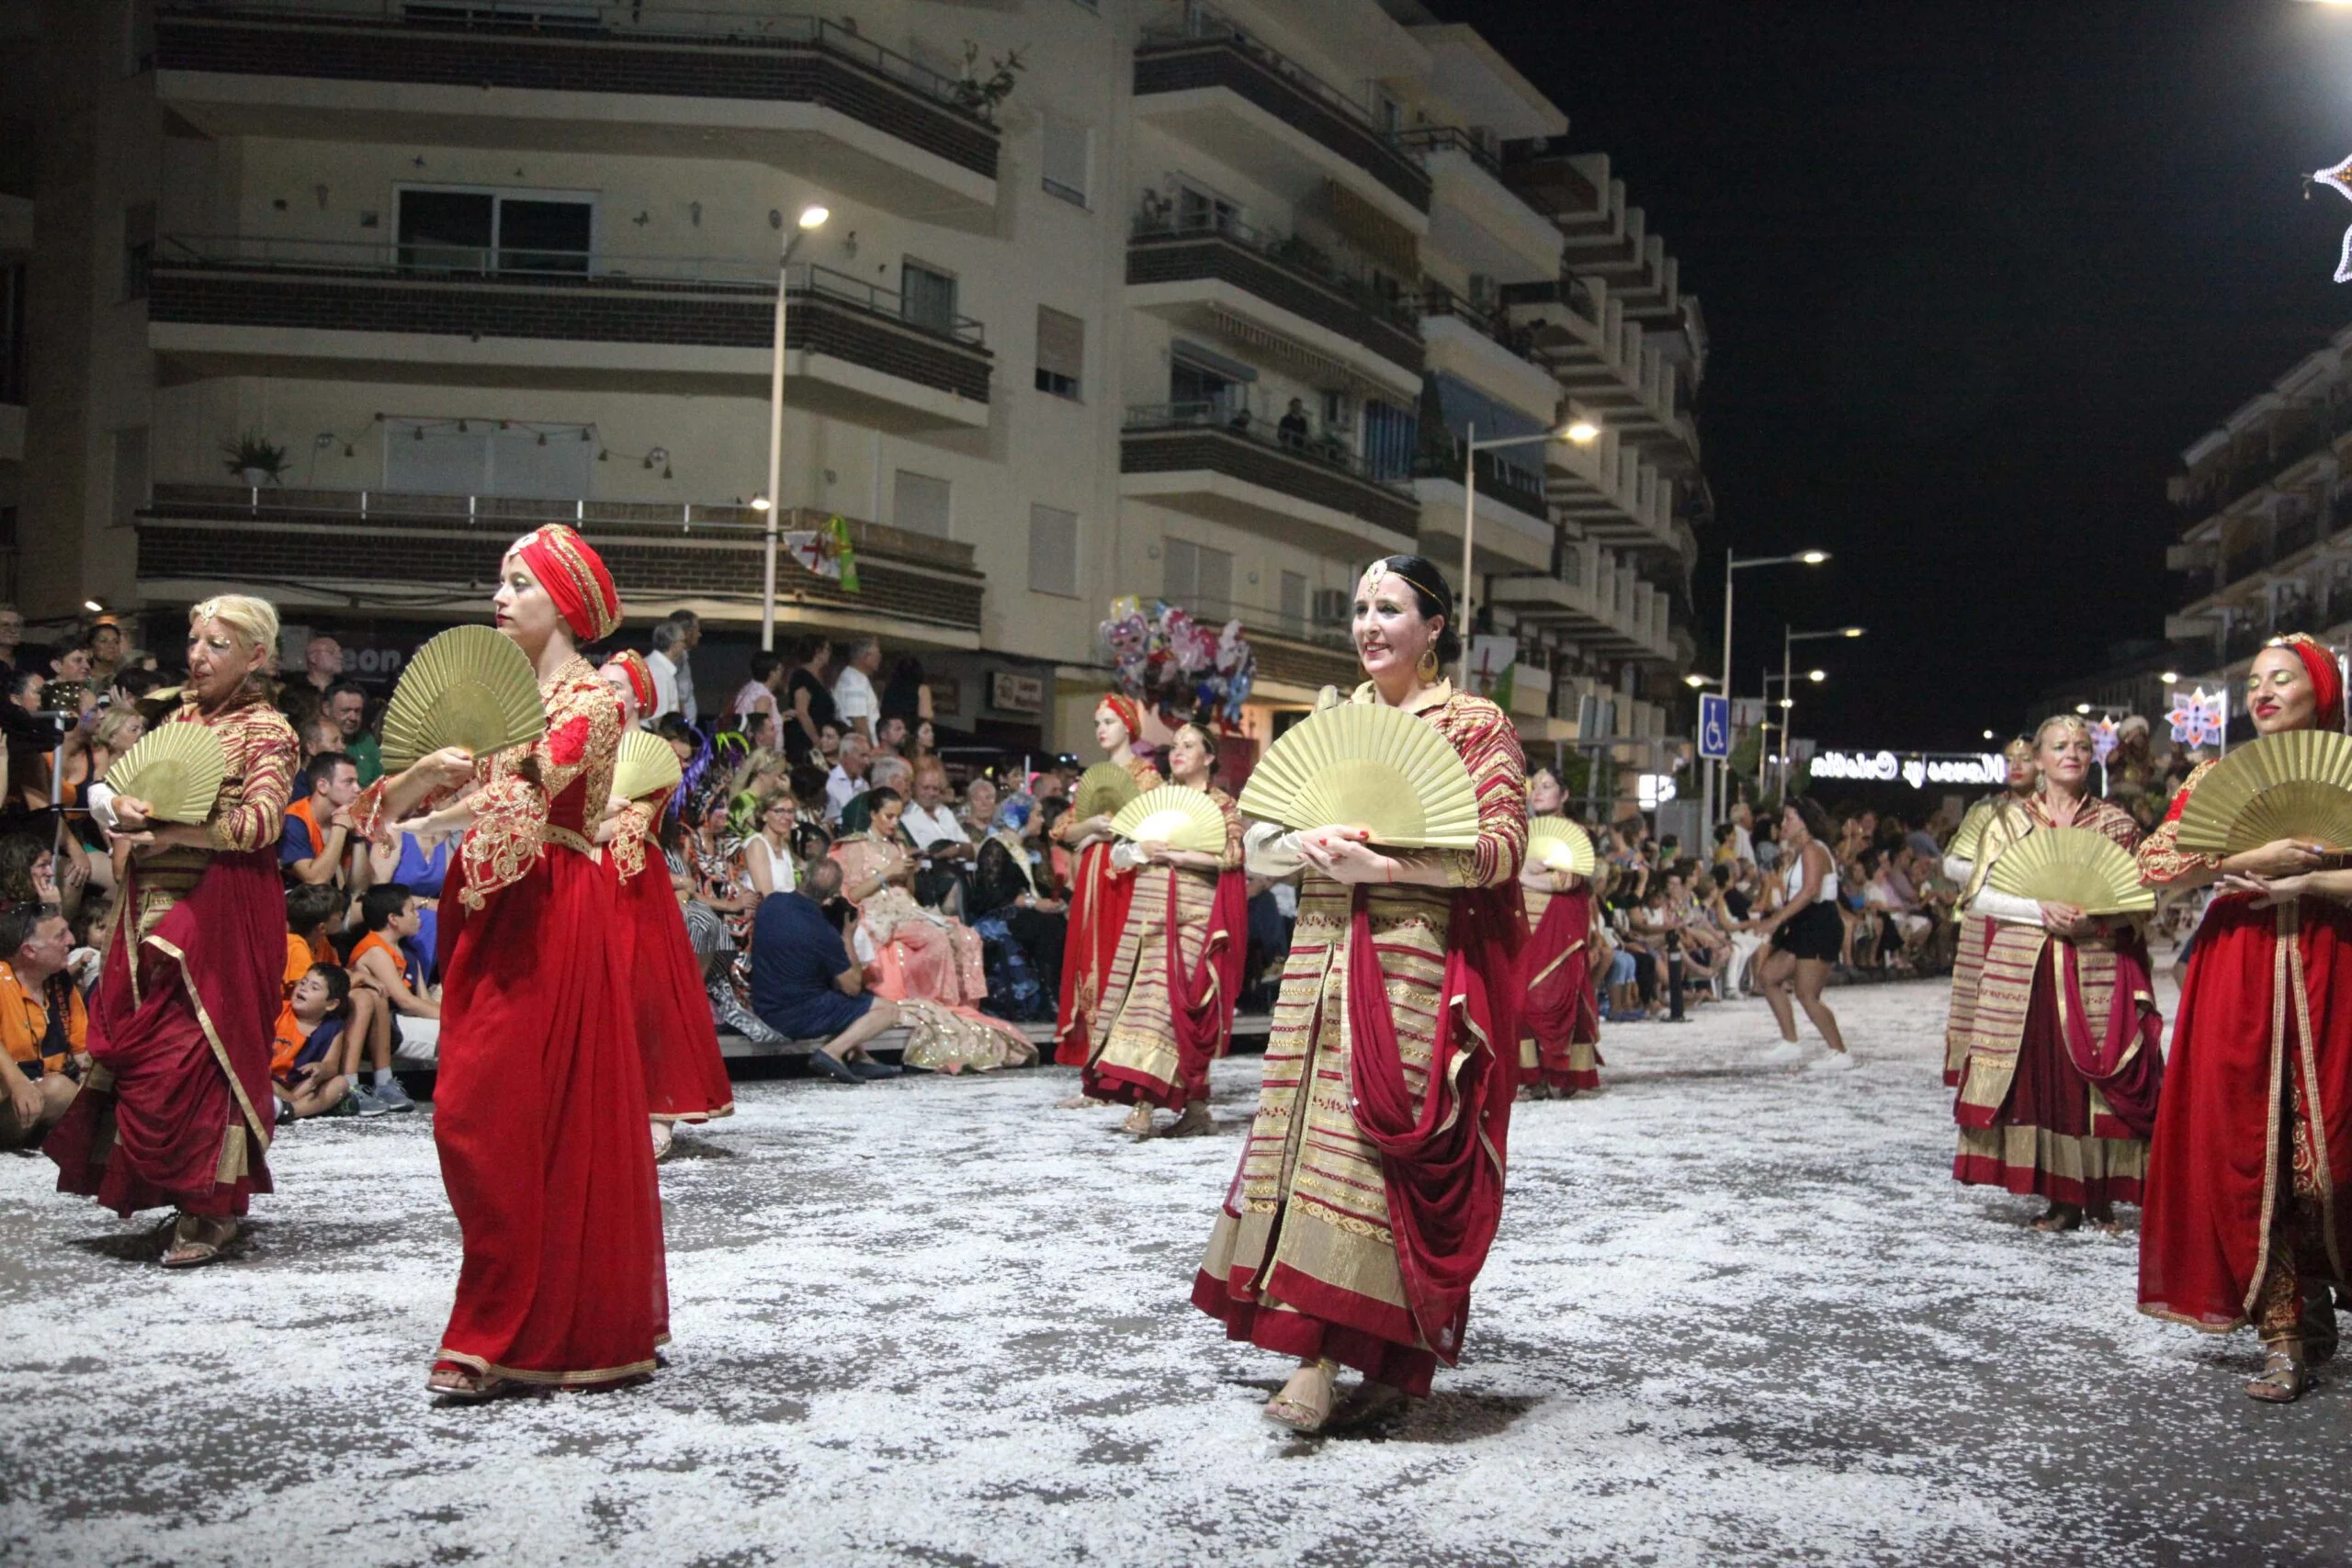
[1311,588,1351,626]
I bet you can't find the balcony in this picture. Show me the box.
[148,238,992,430]
[135,486,987,646]
[1488,555,1674,665]
[153,3,1000,226]
[1503,276,1694,464]
[1410,438,1554,575]
[1119,402,1417,555]
[1397,128,1562,286]
[1500,146,1680,325]
[1417,282,1560,427]
[1132,8,1430,227]
[1546,428,1677,555]
[1126,207,1421,393]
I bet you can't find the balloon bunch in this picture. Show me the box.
[1097,595,1257,727]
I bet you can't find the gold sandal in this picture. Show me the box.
[1262,1358,1339,1434]
[1121,1104,1155,1136]
[2246,1343,2315,1404]
[427,1361,515,1404]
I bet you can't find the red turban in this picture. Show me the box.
[605,649,656,715]
[1099,693,1143,743]
[509,525,621,642]
[2267,633,2347,733]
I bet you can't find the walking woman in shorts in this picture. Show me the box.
[1752,797,1849,1056]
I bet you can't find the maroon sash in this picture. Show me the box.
[1521,887,1600,1053]
[1343,883,1522,1365]
[2056,938,2165,1141]
[1169,869,1250,1098]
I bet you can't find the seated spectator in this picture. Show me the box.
[959,774,1000,840]
[345,883,434,1110]
[966,795,1066,1021]
[741,790,799,897]
[0,902,85,1149]
[875,714,910,760]
[324,680,383,785]
[0,831,86,924]
[297,714,342,771]
[676,791,757,948]
[825,733,872,823]
[282,751,360,888]
[901,758,973,909]
[271,963,355,1120]
[731,650,785,722]
[750,852,902,1084]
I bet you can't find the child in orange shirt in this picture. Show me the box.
[344,884,434,1113]
[272,963,354,1120]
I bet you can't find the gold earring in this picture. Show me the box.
[1417,647,1440,681]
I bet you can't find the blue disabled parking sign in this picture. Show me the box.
[1698,693,1730,761]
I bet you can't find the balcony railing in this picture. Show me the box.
[155,2,1001,177]
[138,485,985,630]
[1420,279,1539,361]
[2175,401,2352,519]
[1396,125,1502,180]
[150,237,993,403]
[1121,401,1417,539]
[1411,437,1549,525]
[1127,205,1420,372]
[1133,6,1429,210]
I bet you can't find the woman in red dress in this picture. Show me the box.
[1196,555,1524,1434]
[2140,633,2352,1403]
[599,649,733,1161]
[367,526,666,1401]
[1518,768,1602,1099]
[48,595,298,1268]
[1051,693,1160,1082]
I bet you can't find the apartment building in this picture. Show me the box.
[2164,323,2352,695]
[17,0,1707,756]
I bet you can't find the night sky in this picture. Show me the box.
[1434,0,2352,750]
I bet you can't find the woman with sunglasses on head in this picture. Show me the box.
[2140,633,2352,1404]
[1195,555,1525,1435]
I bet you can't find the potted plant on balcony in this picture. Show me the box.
[219,432,290,488]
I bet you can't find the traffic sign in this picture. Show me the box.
[1697,692,1730,761]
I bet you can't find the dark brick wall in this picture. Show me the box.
[1121,428,1417,541]
[1127,235,1422,376]
[137,518,985,631]
[150,266,993,402]
[156,14,999,179]
[1135,40,1429,212]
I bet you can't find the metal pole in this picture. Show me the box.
[760,248,791,653]
[1781,626,1793,799]
[1457,422,1476,688]
[1715,550,1735,828]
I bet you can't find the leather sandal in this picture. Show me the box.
[159,1213,234,1269]
[2246,1343,2315,1404]
[427,1360,515,1404]
[1121,1103,1155,1136]
[1262,1358,1339,1434]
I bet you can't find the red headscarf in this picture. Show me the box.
[1098,693,1143,744]
[605,649,656,716]
[2267,633,2347,733]
[510,525,622,642]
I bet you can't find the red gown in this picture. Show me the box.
[362,656,669,1386]
[49,692,298,1218]
[1051,754,1160,1066]
[616,785,734,1124]
[1519,872,1602,1093]
[2139,757,2352,1333]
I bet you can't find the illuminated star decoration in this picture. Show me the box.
[2312,153,2352,281]
[2165,687,2225,750]
[2090,716,2119,764]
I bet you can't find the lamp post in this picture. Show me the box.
[758,202,831,653]
[1760,664,1826,795]
[1777,624,1862,796]
[1713,549,1829,827]
[1456,417,1596,687]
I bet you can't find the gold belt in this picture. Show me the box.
[543,826,600,859]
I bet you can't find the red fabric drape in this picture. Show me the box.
[1053,840,1135,1066]
[618,862,733,1123]
[1342,884,1521,1366]
[2141,894,2352,1330]
[430,848,670,1382]
[2055,939,2165,1141]
[1520,888,1601,1089]
[1166,870,1250,1105]
[51,847,284,1217]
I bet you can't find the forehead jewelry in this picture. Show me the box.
[1356,560,1391,604]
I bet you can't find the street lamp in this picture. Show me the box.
[1713,554,1829,822]
[759,201,831,653]
[1454,417,1596,686]
[1771,625,1863,796]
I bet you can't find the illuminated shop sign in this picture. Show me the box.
[1806,750,2007,789]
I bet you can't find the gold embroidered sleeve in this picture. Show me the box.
[1215,788,1244,873]
[1399,696,1528,889]
[2138,761,2221,886]
[611,795,659,882]
[204,708,298,852]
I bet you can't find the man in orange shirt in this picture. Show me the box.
[0,902,85,1149]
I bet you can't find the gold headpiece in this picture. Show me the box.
[1356,556,1453,615]
[2003,737,2034,763]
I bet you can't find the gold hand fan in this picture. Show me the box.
[1237,701,1479,849]
[378,625,547,773]
[104,722,230,826]
[1985,826,2153,915]
[1073,761,1141,822]
[1110,784,1227,854]
[1948,800,1994,863]
[1530,817,1597,876]
[2173,728,2352,857]
[614,729,682,802]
